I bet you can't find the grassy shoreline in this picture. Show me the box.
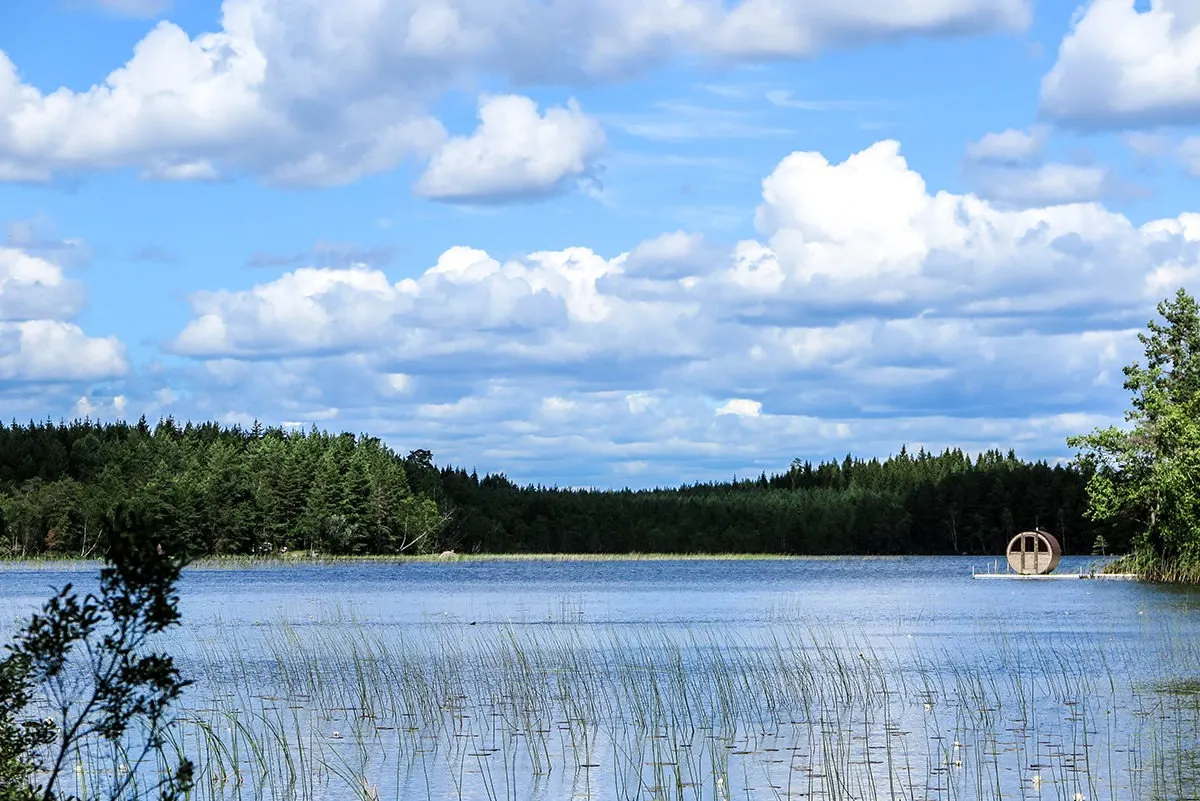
[0,551,923,569]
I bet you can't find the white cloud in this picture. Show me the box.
[172,140,1200,367]
[5,219,91,268]
[162,138,1200,482]
[965,163,1112,206]
[1181,137,1200,176]
[174,266,403,356]
[1120,132,1200,178]
[0,320,126,381]
[1040,0,1200,128]
[617,230,721,283]
[965,126,1044,164]
[705,0,1029,58]
[0,0,1030,188]
[166,362,1129,486]
[962,127,1112,206]
[541,396,578,415]
[0,15,442,188]
[744,140,1187,313]
[382,373,413,395]
[73,393,132,419]
[716,398,762,417]
[416,96,605,202]
[142,159,220,182]
[626,393,655,414]
[1124,132,1175,160]
[73,395,97,417]
[0,235,128,385]
[628,231,707,267]
[0,246,87,320]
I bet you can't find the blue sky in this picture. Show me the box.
[1,0,1199,486]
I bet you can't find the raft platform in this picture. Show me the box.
[972,566,1138,581]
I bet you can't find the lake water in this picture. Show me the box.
[2,556,1198,800]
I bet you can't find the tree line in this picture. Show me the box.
[0,416,1123,558]
[434,447,1117,556]
[0,418,445,559]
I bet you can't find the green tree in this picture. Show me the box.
[1068,288,1200,580]
[0,501,193,800]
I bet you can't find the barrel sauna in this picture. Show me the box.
[1005,529,1062,575]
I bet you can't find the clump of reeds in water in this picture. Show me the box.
[51,618,1200,801]
[1103,553,1200,585]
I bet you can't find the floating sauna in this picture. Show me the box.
[1005,529,1062,575]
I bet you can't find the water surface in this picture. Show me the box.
[2,556,1197,800]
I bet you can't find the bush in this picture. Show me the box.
[0,502,193,801]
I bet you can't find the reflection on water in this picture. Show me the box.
[2,556,1198,800]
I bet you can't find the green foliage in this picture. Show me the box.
[435,446,1099,556]
[1069,288,1200,580]
[0,417,1099,558]
[0,422,445,558]
[0,502,193,800]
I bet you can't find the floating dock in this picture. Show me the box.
[972,571,1138,581]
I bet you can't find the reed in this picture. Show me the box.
[113,617,1199,801]
[1102,552,1200,584]
[180,552,879,568]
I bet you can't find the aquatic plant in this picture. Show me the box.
[131,617,1200,801]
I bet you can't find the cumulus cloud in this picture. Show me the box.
[962,127,1113,206]
[5,219,91,268]
[416,96,605,202]
[163,139,1200,482]
[965,126,1044,164]
[965,162,1112,206]
[1040,0,1200,128]
[602,230,724,301]
[0,0,1029,189]
[73,393,136,419]
[717,398,762,417]
[0,321,126,381]
[0,245,126,381]
[0,246,87,322]
[174,140,1200,363]
[0,15,444,188]
[745,140,1191,315]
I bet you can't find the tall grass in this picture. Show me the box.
[71,618,1189,801]
[0,553,917,569]
[181,553,900,568]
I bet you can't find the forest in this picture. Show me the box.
[0,417,1125,559]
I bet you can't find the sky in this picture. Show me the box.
[0,0,1199,487]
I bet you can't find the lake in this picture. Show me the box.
[2,556,1198,800]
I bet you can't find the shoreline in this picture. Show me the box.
[0,552,1114,570]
